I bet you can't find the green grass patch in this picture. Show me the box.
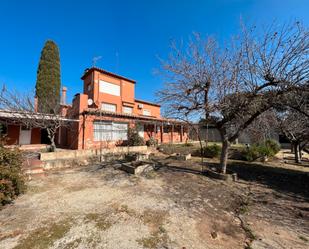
[14,218,72,249]
[137,230,169,249]
[137,209,169,248]
[85,213,112,231]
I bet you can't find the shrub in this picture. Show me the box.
[146,136,158,147]
[264,139,280,155]
[191,144,221,158]
[243,140,280,162]
[126,128,145,146]
[203,144,221,158]
[0,146,25,206]
[243,145,262,161]
[183,142,194,147]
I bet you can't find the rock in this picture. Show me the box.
[297,211,304,218]
[211,231,218,239]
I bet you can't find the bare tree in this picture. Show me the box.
[274,88,309,163]
[244,110,279,143]
[0,85,71,151]
[277,108,309,163]
[157,22,309,174]
[279,88,309,118]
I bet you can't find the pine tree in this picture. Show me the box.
[35,40,61,113]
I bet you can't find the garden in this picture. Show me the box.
[0,142,308,249]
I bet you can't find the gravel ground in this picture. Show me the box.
[0,155,308,249]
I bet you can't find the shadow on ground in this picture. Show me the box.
[151,156,309,199]
[208,161,309,199]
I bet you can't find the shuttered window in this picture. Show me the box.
[101,103,116,112]
[93,121,128,141]
[143,109,151,116]
[123,106,133,114]
[99,80,120,96]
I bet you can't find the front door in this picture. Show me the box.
[19,126,31,145]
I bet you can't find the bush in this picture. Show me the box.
[146,136,158,147]
[191,144,221,158]
[203,144,221,158]
[243,145,262,161]
[243,140,280,162]
[126,128,145,146]
[183,142,194,147]
[265,139,280,155]
[0,147,25,206]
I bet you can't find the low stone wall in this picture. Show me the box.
[5,144,50,151]
[40,146,148,161]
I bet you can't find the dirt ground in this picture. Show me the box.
[0,153,308,249]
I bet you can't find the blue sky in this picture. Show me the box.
[0,0,308,103]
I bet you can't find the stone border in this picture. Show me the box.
[40,146,148,161]
[120,161,153,175]
[204,169,237,182]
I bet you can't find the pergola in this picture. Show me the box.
[83,108,188,143]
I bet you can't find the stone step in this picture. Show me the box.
[25,172,46,180]
[23,167,45,175]
[23,159,44,166]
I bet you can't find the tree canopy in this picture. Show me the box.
[35,40,61,113]
[157,22,309,173]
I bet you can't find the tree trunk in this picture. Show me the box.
[294,142,299,163]
[50,136,56,152]
[47,128,56,152]
[298,144,302,162]
[219,139,229,174]
[196,127,204,164]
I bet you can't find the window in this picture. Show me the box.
[87,84,92,91]
[99,80,120,96]
[143,109,151,116]
[123,106,133,114]
[101,103,116,112]
[93,121,128,141]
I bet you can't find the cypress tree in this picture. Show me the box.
[35,40,61,113]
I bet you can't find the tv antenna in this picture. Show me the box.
[92,56,102,67]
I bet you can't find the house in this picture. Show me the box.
[65,67,188,149]
[0,108,77,149]
[0,67,188,149]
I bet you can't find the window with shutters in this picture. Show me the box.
[99,80,120,96]
[143,109,151,116]
[123,106,133,114]
[101,103,116,112]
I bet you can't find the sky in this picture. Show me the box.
[0,0,308,103]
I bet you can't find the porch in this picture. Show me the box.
[78,110,189,150]
[0,110,77,149]
[138,121,188,144]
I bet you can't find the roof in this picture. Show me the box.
[0,109,78,122]
[135,99,161,107]
[83,108,184,124]
[81,67,136,83]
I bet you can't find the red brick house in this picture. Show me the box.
[0,67,188,149]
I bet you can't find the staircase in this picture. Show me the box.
[22,153,46,179]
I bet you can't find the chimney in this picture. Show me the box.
[61,86,67,105]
